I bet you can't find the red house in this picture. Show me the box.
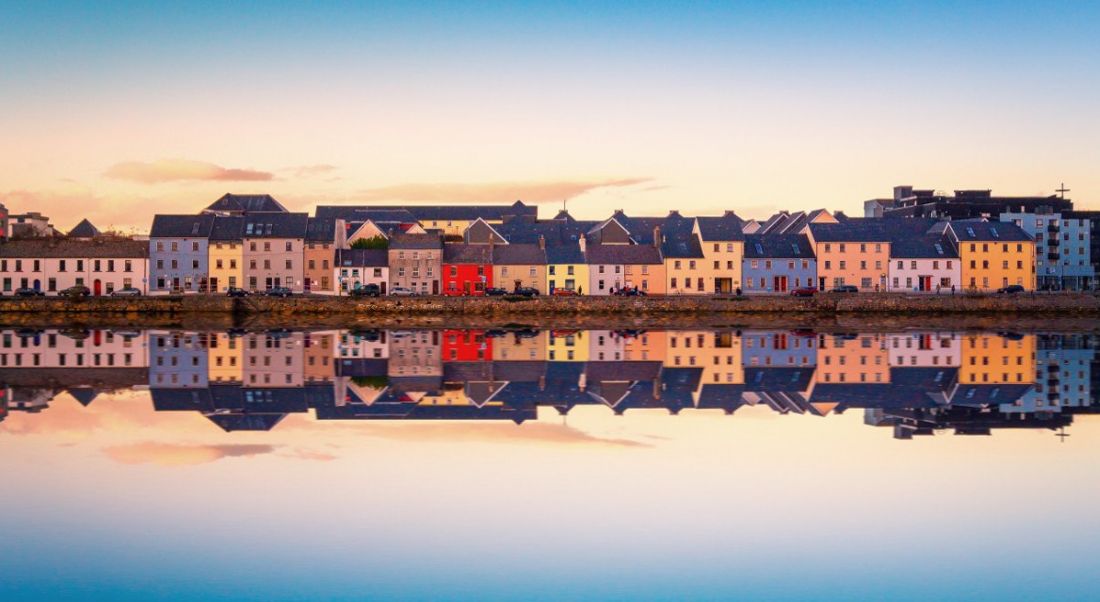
[442,244,493,296]
[442,329,492,361]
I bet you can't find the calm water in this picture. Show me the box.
[1,326,1098,601]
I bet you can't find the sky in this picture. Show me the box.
[1,1,1098,233]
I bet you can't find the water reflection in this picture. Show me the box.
[2,327,1096,439]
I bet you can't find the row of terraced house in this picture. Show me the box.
[0,186,1095,295]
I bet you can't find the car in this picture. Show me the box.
[613,287,647,297]
[389,287,417,297]
[552,288,579,296]
[60,285,91,297]
[829,285,859,294]
[263,287,293,297]
[226,287,250,297]
[997,284,1025,294]
[350,283,382,297]
[790,286,817,297]
[512,287,540,297]
[110,287,142,297]
[13,287,45,297]
[484,287,508,296]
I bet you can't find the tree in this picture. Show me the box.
[350,236,388,249]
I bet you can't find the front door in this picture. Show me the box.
[920,276,931,291]
[774,275,788,293]
[209,277,219,293]
[432,280,439,295]
[819,277,826,291]
[93,279,102,295]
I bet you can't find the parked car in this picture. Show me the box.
[790,286,817,297]
[613,287,647,297]
[830,285,859,293]
[350,283,382,297]
[110,287,142,297]
[263,287,293,297]
[484,287,508,296]
[512,287,540,297]
[552,288,578,297]
[997,284,1025,294]
[390,287,417,297]
[13,287,44,297]
[60,285,91,297]
[226,287,250,297]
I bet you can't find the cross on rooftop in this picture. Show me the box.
[1056,182,1070,199]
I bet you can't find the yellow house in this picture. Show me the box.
[959,333,1035,385]
[948,221,1036,291]
[693,214,746,294]
[208,217,244,292]
[546,242,588,294]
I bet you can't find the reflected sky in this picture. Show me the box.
[1,326,1098,601]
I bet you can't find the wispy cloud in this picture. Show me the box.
[353,177,653,204]
[282,164,339,178]
[104,159,273,184]
[103,442,278,466]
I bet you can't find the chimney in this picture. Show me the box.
[653,226,661,249]
[538,234,545,250]
[579,233,587,253]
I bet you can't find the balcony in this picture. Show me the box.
[1047,253,1060,261]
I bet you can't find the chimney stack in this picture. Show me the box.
[538,234,545,250]
[653,226,661,249]
[579,233,587,253]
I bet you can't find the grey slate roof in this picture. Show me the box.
[586,243,662,265]
[242,213,309,238]
[335,248,388,267]
[0,238,148,258]
[743,234,815,258]
[315,207,419,223]
[67,219,100,238]
[443,243,493,264]
[389,232,442,250]
[806,219,897,242]
[492,243,546,265]
[949,219,1033,242]
[150,214,216,238]
[305,217,338,242]
[208,216,244,242]
[316,201,535,223]
[204,193,287,214]
[696,213,746,241]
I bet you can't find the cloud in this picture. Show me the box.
[103,442,278,466]
[282,164,338,178]
[282,419,651,448]
[352,177,653,204]
[280,447,338,461]
[104,159,273,184]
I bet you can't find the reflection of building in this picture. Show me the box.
[959,333,1035,385]
[817,333,888,384]
[13,327,1100,440]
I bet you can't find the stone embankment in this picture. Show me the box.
[0,292,1097,316]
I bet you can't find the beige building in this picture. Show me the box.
[492,243,546,293]
[388,233,442,294]
[305,217,345,294]
[243,213,309,292]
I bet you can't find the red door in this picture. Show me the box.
[94,279,102,295]
[773,276,788,292]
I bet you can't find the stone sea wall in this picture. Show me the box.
[0,292,1097,316]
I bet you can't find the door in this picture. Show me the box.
[774,275,788,293]
[93,279,102,295]
[32,279,40,291]
[819,277,826,291]
[209,277,219,293]
[432,280,439,295]
[920,276,931,292]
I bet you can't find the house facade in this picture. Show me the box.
[1001,211,1093,290]
[305,217,344,294]
[149,214,215,294]
[242,213,309,292]
[335,249,388,293]
[694,213,745,294]
[207,216,244,293]
[492,243,546,292]
[742,234,817,294]
[0,237,149,295]
[388,233,442,294]
[442,243,493,296]
[946,220,1035,291]
[805,221,891,292]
